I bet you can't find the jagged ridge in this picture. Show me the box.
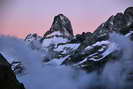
[24,7,133,72]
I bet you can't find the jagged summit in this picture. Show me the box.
[124,7,133,16]
[25,14,74,48]
[93,7,133,40]
[44,14,74,38]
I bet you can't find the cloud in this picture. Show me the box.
[0,36,90,89]
[1,33,133,89]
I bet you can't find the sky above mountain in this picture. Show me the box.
[0,0,132,38]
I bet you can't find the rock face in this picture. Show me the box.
[0,53,25,89]
[25,33,42,50]
[44,14,74,38]
[93,7,133,41]
[41,14,74,48]
[25,33,42,42]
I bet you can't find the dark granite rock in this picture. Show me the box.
[0,53,25,89]
[44,14,74,39]
[93,7,133,41]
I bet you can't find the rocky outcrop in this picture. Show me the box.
[0,53,25,89]
[93,7,133,41]
[44,14,74,39]
[71,32,93,43]
[41,14,74,48]
[25,33,42,50]
[25,33,42,42]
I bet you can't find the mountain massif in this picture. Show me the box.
[25,7,133,71]
[0,7,133,89]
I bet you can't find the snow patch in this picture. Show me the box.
[84,41,119,62]
[125,31,133,37]
[89,42,118,61]
[46,31,63,37]
[54,43,80,54]
[42,37,69,47]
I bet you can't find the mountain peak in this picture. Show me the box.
[44,14,74,38]
[93,7,133,40]
[56,14,65,19]
[124,7,133,15]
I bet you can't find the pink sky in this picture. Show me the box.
[0,0,132,38]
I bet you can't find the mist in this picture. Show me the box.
[0,35,90,89]
[0,33,133,89]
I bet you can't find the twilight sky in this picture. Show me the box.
[0,0,132,38]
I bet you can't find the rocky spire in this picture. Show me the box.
[44,14,74,38]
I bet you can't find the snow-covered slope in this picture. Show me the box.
[54,43,80,54]
[42,36,69,48]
